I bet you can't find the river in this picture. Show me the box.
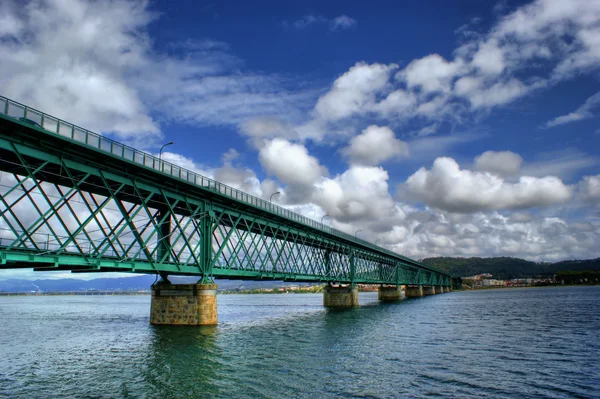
[0,286,598,398]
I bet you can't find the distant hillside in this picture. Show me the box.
[421,257,600,279]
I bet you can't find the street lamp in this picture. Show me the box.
[321,214,329,223]
[269,191,281,203]
[355,229,362,239]
[375,239,382,246]
[159,141,174,160]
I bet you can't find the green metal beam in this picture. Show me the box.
[0,94,452,285]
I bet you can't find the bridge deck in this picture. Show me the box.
[0,95,451,286]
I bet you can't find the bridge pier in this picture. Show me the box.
[150,282,218,325]
[422,285,435,295]
[405,285,423,298]
[323,285,359,307]
[378,285,403,301]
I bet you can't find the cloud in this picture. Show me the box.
[342,125,408,165]
[312,166,401,226]
[238,117,297,140]
[0,0,317,147]
[331,15,357,31]
[258,139,326,188]
[415,123,440,137]
[283,15,357,31]
[314,62,397,121]
[402,157,572,213]
[474,151,523,177]
[544,91,600,128]
[0,0,161,141]
[285,15,326,30]
[308,0,600,137]
[578,174,600,203]
[520,149,599,180]
[390,209,600,262]
[397,54,464,94]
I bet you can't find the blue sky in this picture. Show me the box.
[0,0,599,279]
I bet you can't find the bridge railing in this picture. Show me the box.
[0,95,443,274]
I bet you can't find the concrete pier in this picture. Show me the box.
[405,285,423,298]
[323,285,359,307]
[423,286,435,295]
[378,286,403,302]
[150,282,218,325]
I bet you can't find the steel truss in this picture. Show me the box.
[0,111,450,287]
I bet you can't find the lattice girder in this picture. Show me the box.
[0,123,451,286]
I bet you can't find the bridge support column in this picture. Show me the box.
[423,286,435,295]
[405,285,423,298]
[378,285,403,301]
[323,285,358,307]
[150,282,218,325]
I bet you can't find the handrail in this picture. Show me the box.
[0,95,449,276]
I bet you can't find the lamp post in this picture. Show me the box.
[159,141,174,173]
[355,229,362,240]
[375,239,382,246]
[321,214,329,224]
[269,191,281,203]
[159,141,174,160]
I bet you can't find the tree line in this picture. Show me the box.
[420,257,600,280]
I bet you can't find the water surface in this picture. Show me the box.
[0,286,598,398]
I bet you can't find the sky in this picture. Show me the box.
[0,0,599,279]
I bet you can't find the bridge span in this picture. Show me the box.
[0,95,452,325]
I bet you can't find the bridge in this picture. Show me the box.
[0,95,452,325]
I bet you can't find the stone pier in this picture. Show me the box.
[422,285,435,295]
[378,285,403,302]
[405,285,423,298]
[150,282,218,325]
[323,285,359,307]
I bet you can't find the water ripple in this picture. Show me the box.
[0,287,599,398]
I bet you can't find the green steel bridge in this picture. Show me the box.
[0,95,451,289]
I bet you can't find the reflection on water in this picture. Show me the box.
[0,287,599,398]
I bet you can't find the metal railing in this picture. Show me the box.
[0,95,445,274]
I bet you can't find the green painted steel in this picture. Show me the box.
[0,95,451,287]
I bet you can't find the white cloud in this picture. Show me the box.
[397,54,464,94]
[286,15,325,29]
[392,210,600,262]
[578,175,600,203]
[416,123,440,137]
[0,0,160,140]
[342,125,408,165]
[258,139,326,188]
[474,151,523,177]
[544,91,600,128]
[470,39,505,76]
[520,149,599,180]
[403,157,572,213]
[312,166,400,225]
[493,0,600,80]
[314,62,397,121]
[461,78,529,108]
[239,117,296,139]
[308,0,600,133]
[331,15,357,31]
[0,0,316,147]
[283,15,357,31]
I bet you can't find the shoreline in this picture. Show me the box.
[2,284,598,296]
